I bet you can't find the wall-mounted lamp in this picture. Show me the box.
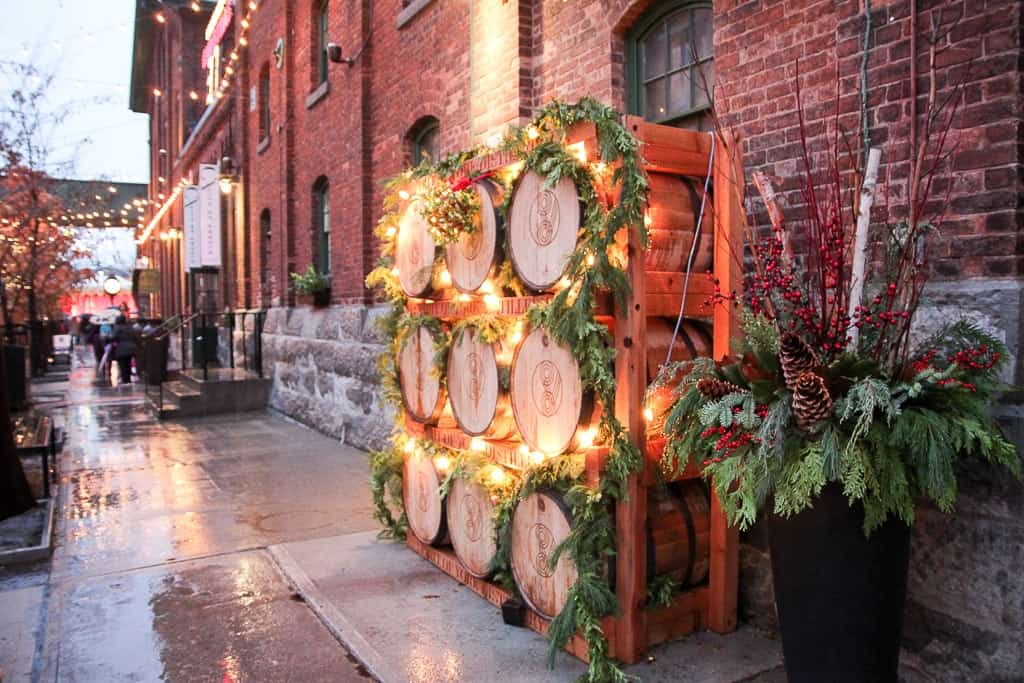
[219,156,239,194]
[327,42,363,66]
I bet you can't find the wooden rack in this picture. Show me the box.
[402,116,743,664]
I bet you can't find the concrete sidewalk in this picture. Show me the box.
[271,531,785,683]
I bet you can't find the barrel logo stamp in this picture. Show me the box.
[529,522,556,578]
[528,188,559,246]
[462,225,483,261]
[462,493,483,542]
[466,351,483,406]
[531,360,562,417]
[416,473,429,513]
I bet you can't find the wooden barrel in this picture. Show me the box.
[510,489,577,619]
[648,481,711,586]
[396,195,437,298]
[403,452,448,546]
[507,170,582,292]
[510,327,587,456]
[444,180,503,293]
[447,476,497,578]
[646,317,712,431]
[644,173,713,273]
[398,325,446,424]
[511,483,711,619]
[447,327,517,439]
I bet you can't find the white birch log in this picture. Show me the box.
[846,147,882,351]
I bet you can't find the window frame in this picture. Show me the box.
[258,64,271,143]
[410,118,440,166]
[316,0,330,86]
[625,1,714,127]
[313,178,331,277]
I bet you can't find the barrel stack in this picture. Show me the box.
[397,117,743,664]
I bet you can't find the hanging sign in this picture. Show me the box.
[198,164,222,267]
[136,269,161,295]
[183,184,200,270]
[202,0,233,69]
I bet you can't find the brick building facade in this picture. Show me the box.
[131,0,1023,678]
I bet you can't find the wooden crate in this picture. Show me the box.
[400,117,743,664]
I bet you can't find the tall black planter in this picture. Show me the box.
[767,483,912,683]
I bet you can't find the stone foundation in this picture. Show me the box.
[261,304,392,452]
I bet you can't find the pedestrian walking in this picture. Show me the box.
[112,314,136,386]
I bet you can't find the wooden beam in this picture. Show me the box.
[613,217,648,664]
[707,130,743,634]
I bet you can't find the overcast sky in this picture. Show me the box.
[0,0,149,184]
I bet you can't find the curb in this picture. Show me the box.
[0,496,56,565]
[267,543,400,683]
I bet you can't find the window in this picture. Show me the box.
[260,209,273,302]
[627,2,714,130]
[313,177,330,277]
[315,0,330,85]
[409,117,440,165]
[258,64,271,142]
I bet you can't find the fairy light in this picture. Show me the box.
[529,451,544,465]
[434,455,451,473]
[644,212,653,228]
[470,437,486,452]
[457,293,472,303]
[155,12,166,23]
[643,406,654,422]
[479,280,495,295]
[527,126,540,140]
[384,226,397,238]
[438,269,452,287]
[508,322,523,346]
[398,190,411,201]
[489,468,506,484]
[152,88,162,97]
[578,428,596,449]
[567,141,587,164]
[586,252,595,267]
[483,294,500,311]
[390,266,399,277]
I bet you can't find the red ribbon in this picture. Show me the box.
[449,170,495,193]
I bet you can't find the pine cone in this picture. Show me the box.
[697,377,743,400]
[780,333,817,390]
[791,372,833,431]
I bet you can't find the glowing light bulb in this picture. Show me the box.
[527,126,540,140]
[578,428,596,449]
[434,455,451,472]
[398,190,411,201]
[403,440,416,454]
[390,267,399,277]
[483,294,500,311]
[519,444,530,456]
[490,468,506,484]
[556,276,571,290]
[457,293,472,303]
[644,212,653,228]
[155,12,166,23]
[152,88,162,97]
[438,269,452,287]
[529,451,544,465]
[568,141,587,164]
[470,437,486,452]
[384,226,397,238]
[586,253,595,267]
[643,406,654,422]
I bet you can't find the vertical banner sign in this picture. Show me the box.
[198,163,222,267]
[183,185,200,270]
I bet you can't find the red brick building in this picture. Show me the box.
[130,1,1023,678]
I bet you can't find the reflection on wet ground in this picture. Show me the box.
[0,361,377,681]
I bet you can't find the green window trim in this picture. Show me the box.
[314,179,331,277]
[626,1,714,128]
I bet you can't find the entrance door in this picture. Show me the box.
[190,269,220,367]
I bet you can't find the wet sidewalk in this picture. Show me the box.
[0,361,377,682]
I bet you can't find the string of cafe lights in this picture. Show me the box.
[138,0,261,246]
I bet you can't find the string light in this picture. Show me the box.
[470,437,486,452]
[434,455,451,473]
[578,428,596,449]
[489,468,506,484]
[527,126,540,140]
[438,269,451,287]
[155,12,166,23]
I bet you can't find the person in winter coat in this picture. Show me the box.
[111,315,137,385]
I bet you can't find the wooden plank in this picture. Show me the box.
[645,586,709,647]
[613,221,648,664]
[707,130,743,634]
[645,437,702,484]
[644,272,714,319]
[624,116,713,155]
[406,295,550,318]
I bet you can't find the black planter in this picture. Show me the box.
[767,483,912,683]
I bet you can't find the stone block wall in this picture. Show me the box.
[261,304,392,452]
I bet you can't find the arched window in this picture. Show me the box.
[259,209,273,302]
[315,0,330,85]
[409,117,440,165]
[313,177,331,277]
[258,64,271,142]
[626,2,714,130]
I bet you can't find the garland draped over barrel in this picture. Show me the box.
[366,98,653,682]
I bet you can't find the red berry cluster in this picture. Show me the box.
[911,348,939,374]
[704,272,738,310]
[949,345,1001,372]
[699,405,769,464]
[936,378,977,392]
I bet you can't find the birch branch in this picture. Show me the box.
[846,147,882,351]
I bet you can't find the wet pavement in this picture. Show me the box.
[1,357,377,682]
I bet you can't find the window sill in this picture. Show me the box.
[256,136,271,154]
[396,0,433,29]
[305,81,330,110]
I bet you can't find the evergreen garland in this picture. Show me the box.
[366,98,655,682]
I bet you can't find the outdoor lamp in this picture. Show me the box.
[219,156,239,195]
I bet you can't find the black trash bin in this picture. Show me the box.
[141,335,170,386]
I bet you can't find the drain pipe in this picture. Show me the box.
[908,0,918,225]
